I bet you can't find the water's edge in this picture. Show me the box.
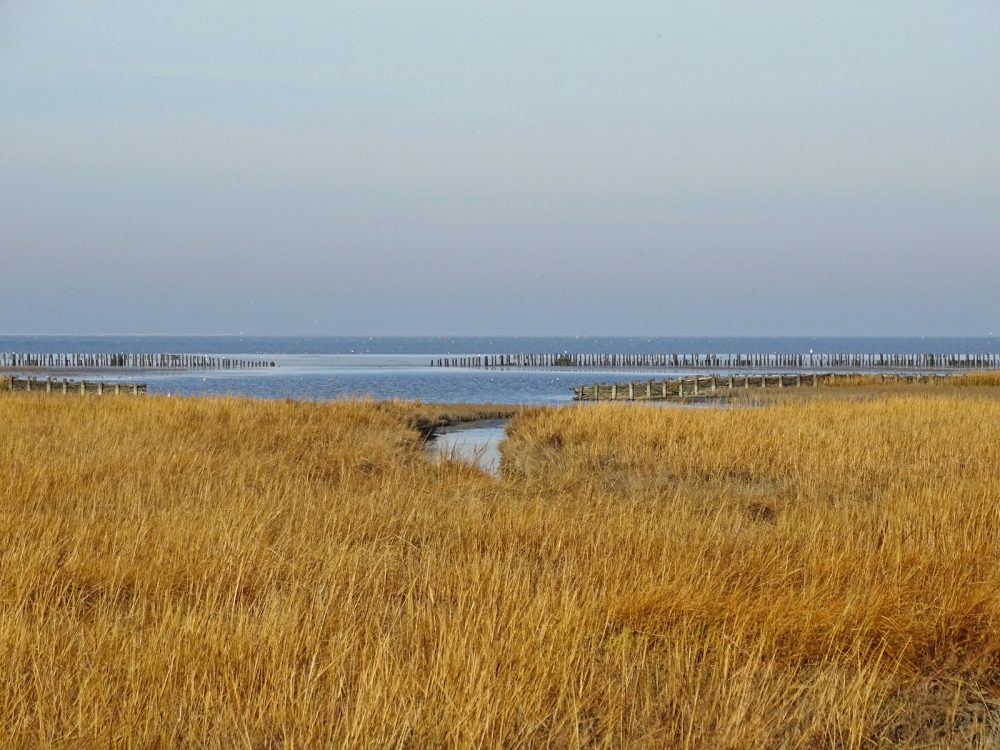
[425,419,509,475]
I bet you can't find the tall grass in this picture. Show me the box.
[735,372,1000,406]
[2,391,1000,746]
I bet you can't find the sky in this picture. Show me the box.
[1,1,998,336]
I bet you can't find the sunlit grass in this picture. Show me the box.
[2,390,999,746]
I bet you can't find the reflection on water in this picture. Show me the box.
[144,368,586,404]
[428,421,507,474]
[4,335,999,405]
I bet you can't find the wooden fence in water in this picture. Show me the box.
[433,352,1000,370]
[0,353,275,370]
[573,372,949,401]
[3,376,146,395]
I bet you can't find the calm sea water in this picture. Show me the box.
[3,336,998,404]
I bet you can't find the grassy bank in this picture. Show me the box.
[1,391,999,746]
[405,401,520,437]
[731,371,1000,407]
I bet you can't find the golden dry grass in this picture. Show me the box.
[2,390,1000,747]
[807,372,1000,388]
[729,372,1000,407]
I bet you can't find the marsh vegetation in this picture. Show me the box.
[2,382,1000,746]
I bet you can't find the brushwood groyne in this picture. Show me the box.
[433,352,1000,370]
[0,353,275,370]
[573,372,950,401]
[3,376,145,395]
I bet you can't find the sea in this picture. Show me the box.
[2,336,998,405]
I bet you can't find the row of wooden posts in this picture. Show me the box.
[572,372,949,401]
[433,352,1000,370]
[0,353,275,370]
[3,376,146,395]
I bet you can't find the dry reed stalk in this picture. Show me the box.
[1,391,999,747]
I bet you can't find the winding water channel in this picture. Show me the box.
[426,419,508,475]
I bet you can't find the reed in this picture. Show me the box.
[815,371,1000,388]
[948,371,1000,387]
[2,390,999,747]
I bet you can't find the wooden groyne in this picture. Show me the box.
[432,352,1000,370]
[3,376,146,395]
[573,372,949,401]
[0,353,275,370]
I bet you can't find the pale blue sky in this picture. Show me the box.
[1,1,998,335]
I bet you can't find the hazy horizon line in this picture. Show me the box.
[3,332,998,340]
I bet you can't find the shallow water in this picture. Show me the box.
[428,420,507,474]
[3,336,998,404]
